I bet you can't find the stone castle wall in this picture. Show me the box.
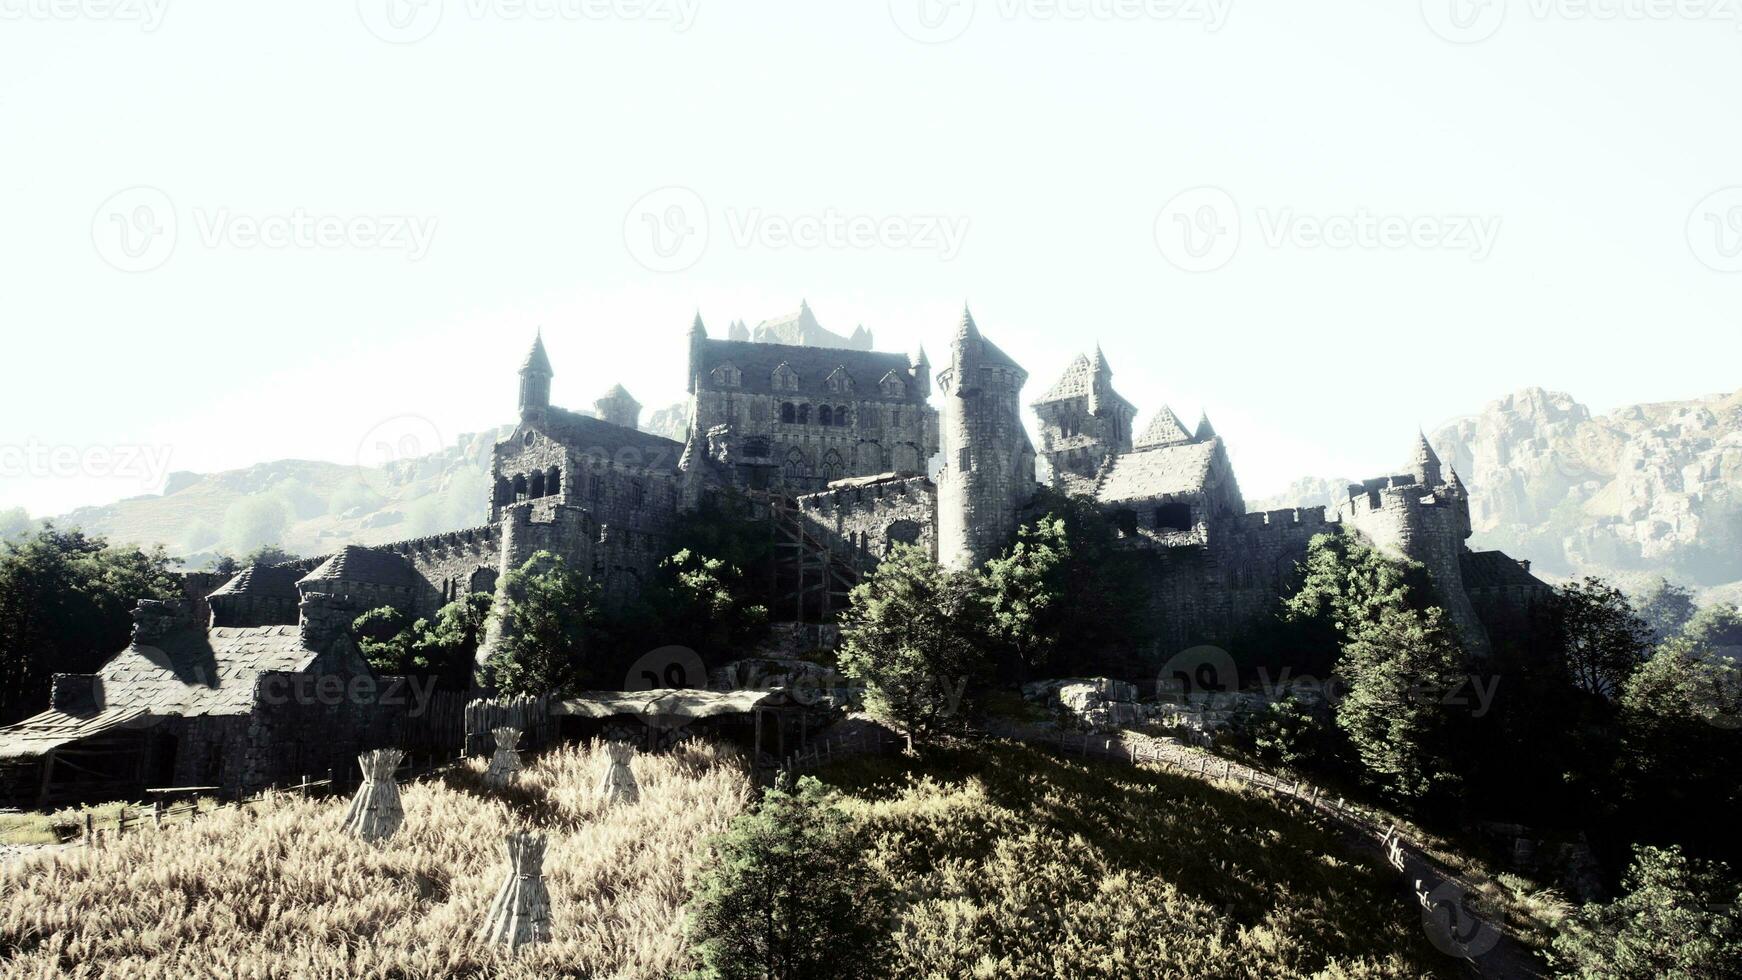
[798,476,938,566]
[692,386,936,492]
[1341,482,1492,658]
[383,526,502,617]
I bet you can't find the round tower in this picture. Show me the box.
[594,384,642,430]
[936,306,1035,570]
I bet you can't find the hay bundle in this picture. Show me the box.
[484,727,523,789]
[598,740,640,805]
[476,831,552,950]
[342,748,405,842]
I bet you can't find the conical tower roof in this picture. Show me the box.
[1194,411,1217,441]
[520,330,553,376]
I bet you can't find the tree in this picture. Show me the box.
[644,549,768,661]
[685,776,885,980]
[483,551,600,697]
[353,592,492,691]
[1232,693,1341,774]
[212,544,298,578]
[1552,845,1742,979]
[0,526,182,724]
[977,488,1148,680]
[1674,604,1742,654]
[0,507,34,543]
[1553,578,1652,698]
[1335,603,1468,804]
[1634,578,1697,646]
[1285,532,1468,805]
[838,544,989,747]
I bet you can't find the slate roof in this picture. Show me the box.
[0,707,152,759]
[298,545,417,588]
[538,408,686,471]
[1135,406,1193,448]
[695,339,921,402]
[1034,351,1136,412]
[208,563,301,601]
[951,308,1023,373]
[1095,439,1219,504]
[96,625,316,719]
[1460,551,1549,592]
[521,332,553,375]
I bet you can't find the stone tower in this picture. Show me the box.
[686,313,707,394]
[594,385,641,430]
[519,331,553,420]
[1412,431,1443,487]
[936,306,1035,570]
[1031,346,1137,485]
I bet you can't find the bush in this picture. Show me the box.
[685,776,885,980]
[1552,845,1742,979]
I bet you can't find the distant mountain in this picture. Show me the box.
[1430,387,1742,597]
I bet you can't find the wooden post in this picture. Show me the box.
[117,806,127,840]
[152,801,162,830]
[84,810,93,847]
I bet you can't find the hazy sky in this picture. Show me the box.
[3,0,1740,519]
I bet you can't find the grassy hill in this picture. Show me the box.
[0,738,1497,978]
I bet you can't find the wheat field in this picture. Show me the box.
[0,740,753,979]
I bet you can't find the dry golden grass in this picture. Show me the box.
[0,739,752,979]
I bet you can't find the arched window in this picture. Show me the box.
[469,567,499,595]
[797,404,811,425]
[818,405,833,426]
[512,474,529,501]
[835,405,850,426]
[821,449,844,483]
[547,466,561,497]
[781,402,796,424]
[529,469,546,498]
[783,448,808,482]
[494,478,512,505]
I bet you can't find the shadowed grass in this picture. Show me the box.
[818,739,1461,979]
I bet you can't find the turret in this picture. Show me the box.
[911,345,932,399]
[1194,412,1217,442]
[1031,347,1136,485]
[850,323,874,350]
[687,312,707,394]
[594,385,642,430]
[937,305,1035,569]
[518,330,553,420]
[727,319,750,342]
[1413,431,1443,487]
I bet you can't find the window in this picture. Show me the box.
[529,470,546,498]
[880,371,906,398]
[1112,508,1139,536]
[818,405,833,426]
[711,363,741,387]
[781,402,796,424]
[1155,502,1193,532]
[826,367,854,394]
[797,404,811,425]
[547,466,561,497]
[494,478,511,505]
[821,449,844,482]
[835,405,849,426]
[513,474,529,501]
[783,447,808,482]
[772,363,800,391]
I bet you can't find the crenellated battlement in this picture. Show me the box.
[1239,506,1332,531]
[383,524,501,558]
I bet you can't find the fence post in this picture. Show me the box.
[84,810,93,847]
[117,806,127,840]
[152,801,162,830]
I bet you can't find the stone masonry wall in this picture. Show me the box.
[798,476,938,567]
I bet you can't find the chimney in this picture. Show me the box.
[299,592,357,651]
[131,598,196,647]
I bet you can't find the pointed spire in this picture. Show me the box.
[1136,405,1193,448]
[690,311,706,338]
[1092,343,1111,377]
[1194,411,1217,442]
[914,344,930,368]
[1413,430,1443,485]
[1448,465,1467,495]
[520,330,553,376]
[957,303,979,338]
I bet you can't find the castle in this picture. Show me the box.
[0,300,1551,803]
[192,300,1545,665]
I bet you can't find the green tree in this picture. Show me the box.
[353,592,491,691]
[645,549,768,660]
[0,526,182,724]
[0,507,34,543]
[685,776,885,980]
[1285,531,1467,805]
[1554,578,1653,698]
[979,514,1070,680]
[1634,578,1698,646]
[483,551,600,697]
[1233,693,1341,773]
[1674,604,1742,653]
[1552,845,1742,979]
[838,544,989,747]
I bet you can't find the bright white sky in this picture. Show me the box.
[3,0,1740,518]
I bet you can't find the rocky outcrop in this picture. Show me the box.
[1430,387,1742,590]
